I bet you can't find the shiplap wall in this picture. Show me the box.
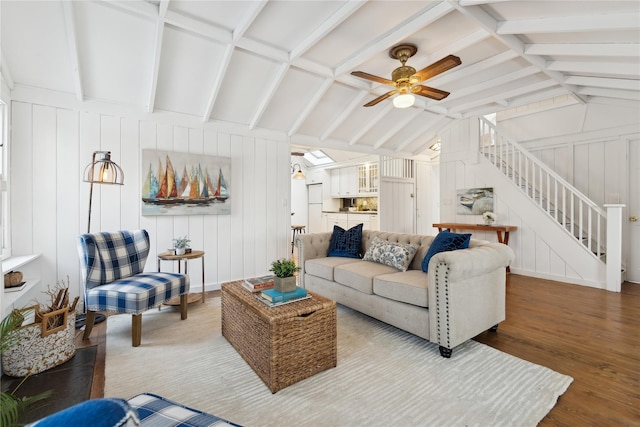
[439,100,640,287]
[10,100,292,303]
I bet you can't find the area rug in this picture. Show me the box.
[104,298,572,427]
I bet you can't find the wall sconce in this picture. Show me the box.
[291,163,305,180]
[83,151,124,233]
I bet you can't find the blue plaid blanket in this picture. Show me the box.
[128,393,241,427]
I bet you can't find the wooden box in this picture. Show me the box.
[221,281,337,393]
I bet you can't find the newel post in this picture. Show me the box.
[604,204,625,292]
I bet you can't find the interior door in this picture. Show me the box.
[380,179,415,233]
[628,139,639,283]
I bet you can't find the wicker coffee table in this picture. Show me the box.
[221,280,337,393]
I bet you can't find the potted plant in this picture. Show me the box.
[269,258,300,293]
[172,236,191,255]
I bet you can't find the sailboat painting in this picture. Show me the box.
[141,149,231,216]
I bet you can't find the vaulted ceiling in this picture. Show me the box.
[2,1,639,158]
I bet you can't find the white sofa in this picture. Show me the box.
[296,230,514,358]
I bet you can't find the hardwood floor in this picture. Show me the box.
[77,277,640,426]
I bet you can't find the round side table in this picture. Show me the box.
[157,250,205,305]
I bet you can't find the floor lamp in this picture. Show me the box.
[76,151,124,329]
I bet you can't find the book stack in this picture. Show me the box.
[242,275,276,293]
[257,286,310,307]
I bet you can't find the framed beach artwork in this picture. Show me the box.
[141,149,231,216]
[456,187,494,215]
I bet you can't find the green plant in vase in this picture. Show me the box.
[269,258,300,293]
[172,235,191,255]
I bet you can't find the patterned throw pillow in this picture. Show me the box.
[421,230,471,272]
[328,223,364,258]
[363,237,418,272]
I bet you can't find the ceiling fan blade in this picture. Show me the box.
[412,85,450,101]
[351,71,396,86]
[413,55,461,82]
[364,90,398,107]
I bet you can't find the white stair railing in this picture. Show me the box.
[478,117,607,259]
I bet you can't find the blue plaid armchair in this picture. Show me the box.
[77,230,190,347]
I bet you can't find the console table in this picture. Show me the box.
[157,250,206,304]
[433,223,517,245]
[433,223,517,273]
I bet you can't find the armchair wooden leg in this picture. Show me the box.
[132,314,142,347]
[82,311,97,340]
[180,294,188,320]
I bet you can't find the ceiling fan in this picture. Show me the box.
[351,43,461,108]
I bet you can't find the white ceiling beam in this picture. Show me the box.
[416,29,490,69]
[288,78,334,136]
[235,38,289,62]
[61,2,83,102]
[373,109,423,149]
[470,87,570,117]
[442,66,539,103]
[202,44,235,122]
[163,10,232,43]
[548,61,639,77]
[249,63,290,130]
[147,19,165,113]
[233,0,268,42]
[394,116,444,152]
[334,1,454,76]
[450,80,558,113]
[290,1,366,60]
[0,52,15,90]
[348,103,394,146]
[459,0,511,5]
[292,57,335,79]
[320,91,369,141]
[103,0,158,19]
[453,3,586,104]
[565,76,640,91]
[577,87,640,101]
[158,0,169,17]
[411,118,455,155]
[525,43,640,58]
[498,13,639,34]
[428,50,519,87]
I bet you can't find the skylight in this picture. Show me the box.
[304,150,334,166]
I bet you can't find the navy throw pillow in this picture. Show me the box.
[421,230,471,272]
[328,223,363,258]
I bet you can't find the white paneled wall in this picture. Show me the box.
[10,100,291,304]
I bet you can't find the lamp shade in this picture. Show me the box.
[291,163,306,180]
[393,93,415,109]
[83,151,124,185]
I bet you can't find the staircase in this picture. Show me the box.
[477,117,607,260]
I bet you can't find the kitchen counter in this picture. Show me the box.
[323,211,377,214]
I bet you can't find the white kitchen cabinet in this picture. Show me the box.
[325,213,348,231]
[331,167,358,197]
[305,168,325,185]
[358,163,378,195]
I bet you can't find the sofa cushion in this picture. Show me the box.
[373,270,429,308]
[421,230,471,272]
[304,257,361,282]
[363,237,418,272]
[328,223,363,258]
[334,261,398,294]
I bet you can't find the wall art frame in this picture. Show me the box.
[141,149,231,216]
[456,187,494,215]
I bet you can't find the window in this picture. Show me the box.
[304,150,334,166]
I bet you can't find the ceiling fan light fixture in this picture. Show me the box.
[393,93,415,109]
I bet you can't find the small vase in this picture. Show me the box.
[274,276,297,293]
[484,219,494,226]
[175,248,186,255]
